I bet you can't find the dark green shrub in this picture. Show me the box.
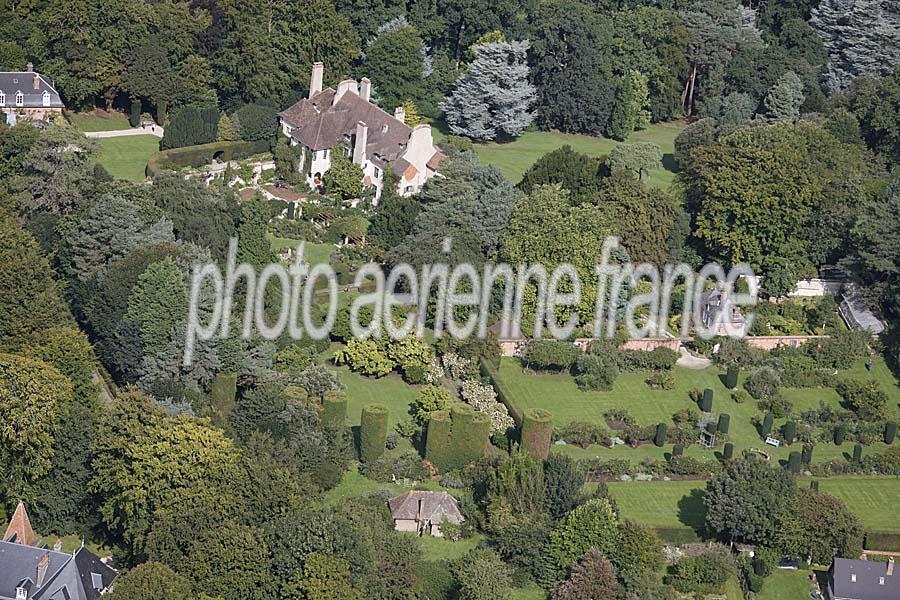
[810,480,819,491]
[834,425,846,445]
[672,444,684,457]
[554,421,609,448]
[761,413,774,436]
[147,140,270,176]
[885,422,897,445]
[130,98,142,127]
[853,443,863,463]
[723,442,734,460]
[865,532,900,551]
[522,408,553,459]
[700,388,713,412]
[788,451,801,473]
[717,413,730,434]
[783,421,797,445]
[752,558,766,577]
[801,444,813,465]
[706,422,717,434]
[207,372,237,427]
[747,573,764,593]
[654,423,667,447]
[725,366,739,389]
[360,403,388,463]
[161,106,219,149]
[521,340,581,371]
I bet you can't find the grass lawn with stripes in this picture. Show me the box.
[495,356,900,465]
[96,135,160,181]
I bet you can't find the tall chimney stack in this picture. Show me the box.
[309,62,324,99]
[360,77,371,102]
[888,557,895,577]
[36,552,49,587]
[26,62,33,72]
[353,121,368,166]
[33,74,40,91]
[394,106,406,124]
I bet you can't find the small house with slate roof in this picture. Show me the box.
[0,503,117,600]
[828,557,899,600]
[278,62,444,202]
[0,63,64,125]
[388,491,464,537]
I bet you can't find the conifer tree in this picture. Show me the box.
[764,71,805,121]
[216,112,241,142]
[608,70,652,141]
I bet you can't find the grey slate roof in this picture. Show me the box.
[388,491,464,525]
[830,558,899,600]
[840,291,885,335]
[0,72,64,109]
[0,542,116,600]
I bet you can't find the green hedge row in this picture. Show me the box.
[322,390,347,429]
[146,139,271,176]
[425,410,452,468]
[865,531,900,551]
[425,404,490,472]
[522,408,553,459]
[480,358,523,425]
[653,527,701,544]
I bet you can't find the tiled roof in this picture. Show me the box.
[280,87,412,161]
[3,502,39,547]
[0,543,117,600]
[831,558,899,600]
[0,72,64,109]
[388,491,464,524]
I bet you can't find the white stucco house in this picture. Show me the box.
[278,63,444,202]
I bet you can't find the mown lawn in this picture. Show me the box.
[495,356,900,465]
[603,477,900,535]
[337,366,421,429]
[68,111,132,132]
[757,569,815,600]
[96,135,159,181]
[433,121,684,188]
[267,234,334,265]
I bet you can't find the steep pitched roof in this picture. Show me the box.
[388,491,464,525]
[0,542,117,600]
[280,87,413,161]
[0,72,64,109]
[4,502,40,547]
[830,558,899,600]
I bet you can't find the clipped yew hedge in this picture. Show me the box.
[522,408,553,459]
[359,403,388,463]
[425,405,490,471]
[480,358,523,424]
[322,390,347,429]
[425,410,452,468]
[146,139,270,176]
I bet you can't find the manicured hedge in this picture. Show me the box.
[480,358,523,425]
[146,139,271,176]
[865,532,900,551]
[725,366,739,389]
[359,403,388,463]
[801,444,813,465]
[853,443,863,463]
[654,423,667,447]
[521,408,553,459]
[787,451,801,473]
[783,421,797,445]
[425,410,452,468]
[810,480,819,491]
[717,413,730,434]
[761,413,774,436]
[723,442,734,460]
[653,527,700,544]
[322,390,347,429]
[700,388,713,412]
[672,444,684,457]
[885,421,897,445]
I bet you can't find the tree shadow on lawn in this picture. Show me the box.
[662,152,679,173]
[676,487,708,531]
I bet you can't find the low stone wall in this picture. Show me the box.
[742,335,829,350]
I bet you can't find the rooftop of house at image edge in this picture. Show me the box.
[0,502,117,600]
[278,62,444,178]
[0,63,64,109]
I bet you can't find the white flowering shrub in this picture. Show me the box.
[460,379,514,433]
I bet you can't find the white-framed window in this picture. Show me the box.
[373,166,381,178]
[15,91,24,107]
[851,574,857,582]
[0,92,5,106]
[325,149,330,159]
[404,185,414,193]
[344,145,351,157]
[42,90,50,107]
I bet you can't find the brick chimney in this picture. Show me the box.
[889,557,895,576]
[334,79,357,104]
[26,61,33,72]
[36,552,49,587]
[33,73,40,91]
[309,62,324,99]
[360,77,371,102]
[53,538,62,552]
[352,121,368,165]
[394,106,406,124]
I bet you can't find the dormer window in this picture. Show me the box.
[42,91,50,107]
[880,577,886,585]
[15,91,24,107]
[851,574,857,582]
[0,91,5,106]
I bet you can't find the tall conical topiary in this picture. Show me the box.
[322,390,347,429]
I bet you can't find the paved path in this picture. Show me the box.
[84,126,163,139]
[676,346,712,370]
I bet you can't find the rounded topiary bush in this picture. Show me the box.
[783,421,797,445]
[761,413,774,436]
[787,451,801,474]
[700,388,713,412]
[853,443,863,463]
[322,390,347,429]
[885,421,897,445]
[725,366,740,389]
[521,408,553,459]
[723,442,734,460]
[717,413,730,434]
[654,423,667,447]
[360,403,389,463]
[672,444,684,458]
[801,444,813,465]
